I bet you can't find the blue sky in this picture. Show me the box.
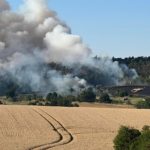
[7,0,150,57]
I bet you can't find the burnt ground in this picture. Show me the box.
[98,85,150,97]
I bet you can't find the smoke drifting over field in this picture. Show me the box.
[0,0,138,95]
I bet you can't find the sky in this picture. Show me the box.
[7,0,150,58]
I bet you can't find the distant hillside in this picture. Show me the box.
[113,57,150,84]
[105,85,150,97]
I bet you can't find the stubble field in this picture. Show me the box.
[0,105,150,150]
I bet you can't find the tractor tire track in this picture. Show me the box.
[28,108,62,150]
[38,108,74,149]
[28,107,73,150]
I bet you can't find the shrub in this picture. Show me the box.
[6,84,18,99]
[99,93,112,103]
[0,100,3,105]
[45,101,51,106]
[115,90,129,97]
[46,92,58,101]
[142,125,150,132]
[130,130,150,150]
[28,100,38,105]
[113,126,141,150]
[46,92,73,107]
[119,91,129,97]
[114,125,150,150]
[65,95,77,102]
[73,103,79,107]
[50,98,58,106]
[112,100,124,104]
[36,101,45,106]
[135,99,150,109]
[79,88,96,102]
[62,99,72,107]
[57,98,72,107]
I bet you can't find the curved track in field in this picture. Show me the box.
[1,106,150,150]
[28,108,73,150]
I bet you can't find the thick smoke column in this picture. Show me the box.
[0,0,9,11]
[0,0,138,95]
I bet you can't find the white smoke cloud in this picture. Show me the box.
[21,0,54,22]
[0,0,10,11]
[0,0,138,95]
[44,25,91,63]
[0,41,5,51]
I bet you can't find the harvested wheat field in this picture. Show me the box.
[0,106,150,150]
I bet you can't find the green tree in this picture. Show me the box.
[79,88,96,102]
[99,93,112,103]
[113,126,141,150]
[130,130,150,150]
[46,92,72,107]
[57,98,72,107]
[119,91,129,97]
[6,84,18,101]
[46,92,58,101]
[135,98,150,109]
[50,98,58,106]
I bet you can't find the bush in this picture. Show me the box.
[135,99,150,109]
[57,98,72,107]
[113,126,141,150]
[63,99,72,107]
[119,91,129,97]
[28,100,38,105]
[46,92,58,101]
[46,92,73,107]
[72,103,79,107]
[65,95,77,102]
[130,130,150,150]
[50,98,58,106]
[112,100,124,104]
[115,90,129,97]
[79,88,96,102]
[142,125,150,132]
[45,101,51,106]
[114,125,150,150]
[99,93,112,103]
[0,100,3,105]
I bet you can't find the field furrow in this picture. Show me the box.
[0,106,59,150]
[0,106,150,150]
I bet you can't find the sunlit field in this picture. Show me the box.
[0,105,150,150]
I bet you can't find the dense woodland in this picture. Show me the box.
[113,57,150,84]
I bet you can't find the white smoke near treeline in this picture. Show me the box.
[0,0,138,95]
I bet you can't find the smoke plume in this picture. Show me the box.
[0,0,138,95]
[0,0,9,11]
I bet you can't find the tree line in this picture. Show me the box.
[113,56,150,84]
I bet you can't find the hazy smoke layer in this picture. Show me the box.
[0,0,9,11]
[0,0,138,95]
